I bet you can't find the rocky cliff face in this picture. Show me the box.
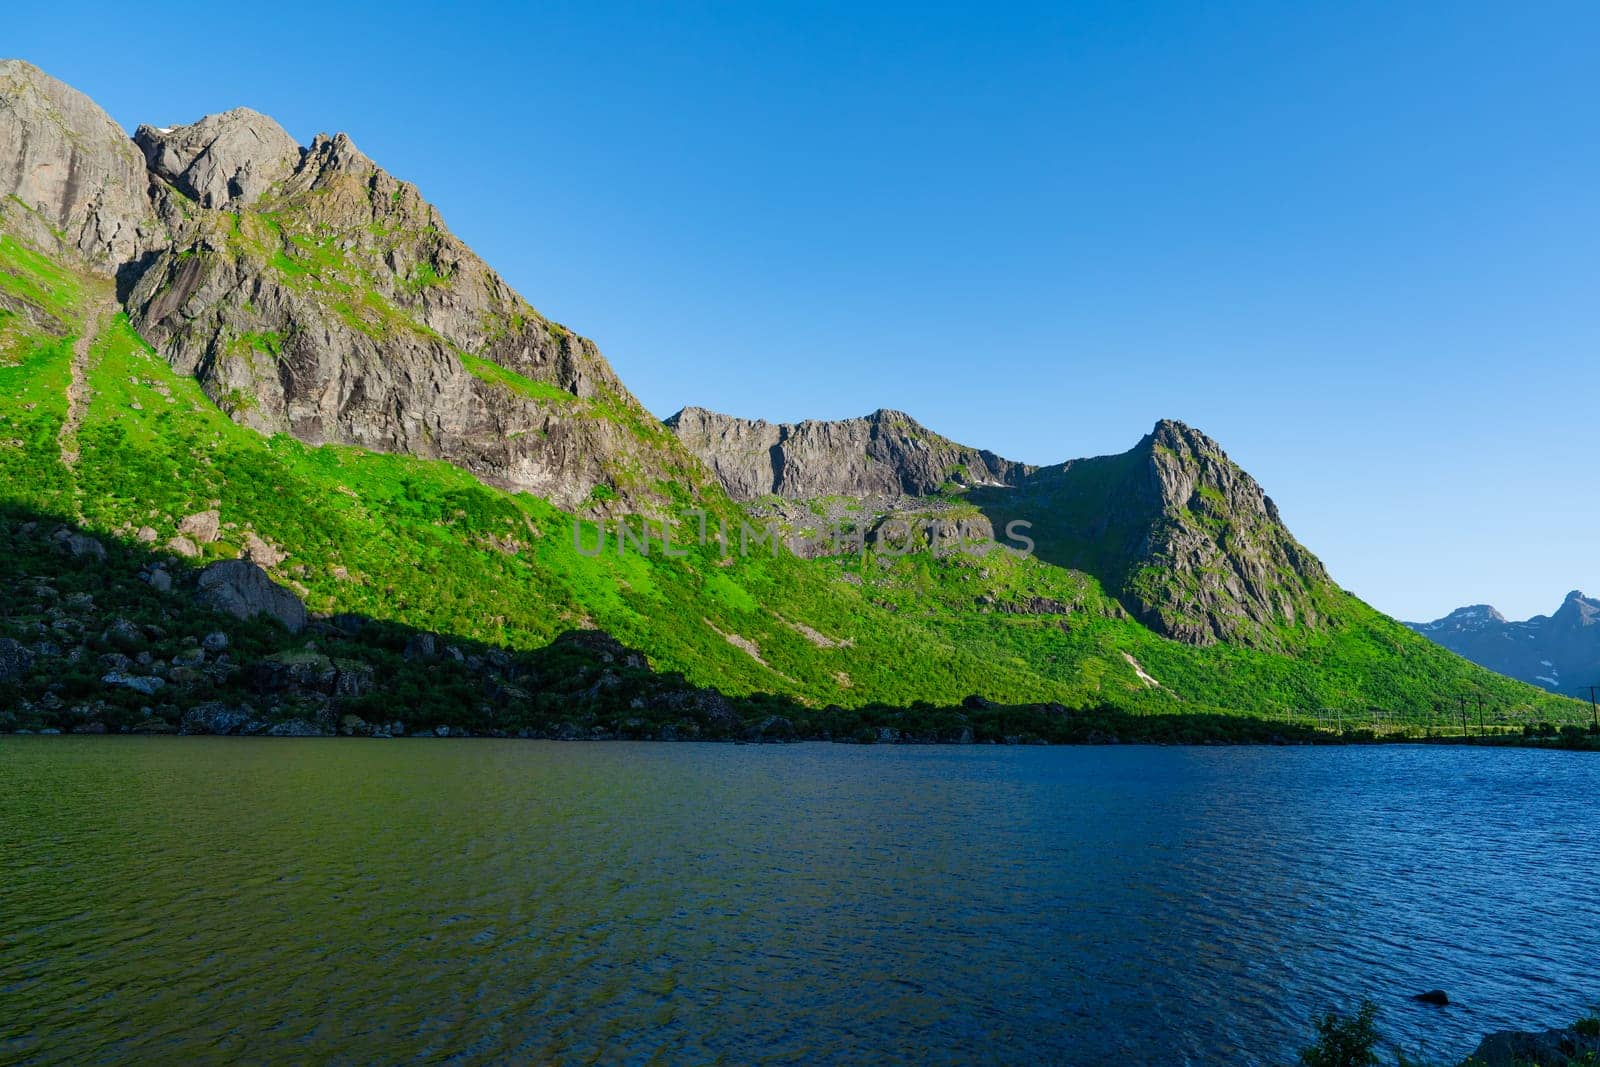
[665,406,1031,499]
[672,406,1334,647]
[135,108,302,209]
[971,420,1331,646]
[0,60,164,269]
[1407,591,1600,696]
[0,61,702,513]
[0,59,1339,650]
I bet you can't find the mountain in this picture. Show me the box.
[672,411,1328,648]
[664,406,1031,499]
[0,59,1584,737]
[3,61,698,513]
[1407,591,1600,697]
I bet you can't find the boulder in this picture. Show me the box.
[135,526,159,543]
[0,638,35,681]
[252,651,336,692]
[746,715,796,742]
[403,633,439,662]
[338,714,371,737]
[201,631,229,652]
[181,702,253,735]
[1464,1027,1600,1067]
[102,671,165,696]
[1412,989,1450,1006]
[196,560,306,632]
[146,568,173,593]
[241,531,286,567]
[65,532,106,560]
[167,536,200,558]
[177,509,221,544]
[265,718,324,737]
[101,619,144,651]
[334,662,374,698]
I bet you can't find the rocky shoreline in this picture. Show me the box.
[5,514,1599,749]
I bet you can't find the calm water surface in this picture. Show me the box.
[1,739,1596,1065]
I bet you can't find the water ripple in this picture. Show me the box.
[1,739,1596,1065]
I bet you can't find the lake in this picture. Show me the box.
[2,739,1595,1065]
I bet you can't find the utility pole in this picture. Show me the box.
[1459,695,1468,741]
[1476,695,1484,738]
[1587,686,1599,731]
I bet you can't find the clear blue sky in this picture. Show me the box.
[13,1,1599,621]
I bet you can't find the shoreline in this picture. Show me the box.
[4,727,1597,750]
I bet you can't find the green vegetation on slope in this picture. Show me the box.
[0,227,1586,728]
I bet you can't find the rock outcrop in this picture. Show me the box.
[673,407,1334,647]
[0,637,34,681]
[195,559,307,633]
[665,406,1029,499]
[971,420,1331,646]
[0,59,704,514]
[135,109,302,209]
[0,60,163,268]
[1462,1025,1600,1066]
[120,121,698,511]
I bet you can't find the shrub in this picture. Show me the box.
[1299,1000,1381,1067]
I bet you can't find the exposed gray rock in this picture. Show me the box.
[334,662,374,697]
[0,60,163,268]
[338,714,371,737]
[195,559,307,632]
[177,509,221,544]
[241,531,285,567]
[100,619,144,650]
[403,633,438,662]
[1463,1027,1600,1066]
[64,532,105,560]
[665,406,1030,500]
[745,714,796,742]
[201,631,229,652]
[265,718,324,737]
[135,109,302,209]
[181,702,253,735]
[123,124,703,514]
[970,420,1329,647]
[0,638,35,681]
[102,671,165,695]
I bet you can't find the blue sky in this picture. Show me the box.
[13,2,1599,621]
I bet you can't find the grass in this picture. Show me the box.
[458,351,575,404]
[0,222,1589,727]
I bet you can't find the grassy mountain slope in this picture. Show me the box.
[1,222,1583,732]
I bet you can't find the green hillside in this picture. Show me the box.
[1,224,1584,736]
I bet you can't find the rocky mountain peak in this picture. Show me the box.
[0,60,706,513]
[1555,591,1599,627]
[135,108,302,209]
[0,58,162,267]
[1408,591,1600,695]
